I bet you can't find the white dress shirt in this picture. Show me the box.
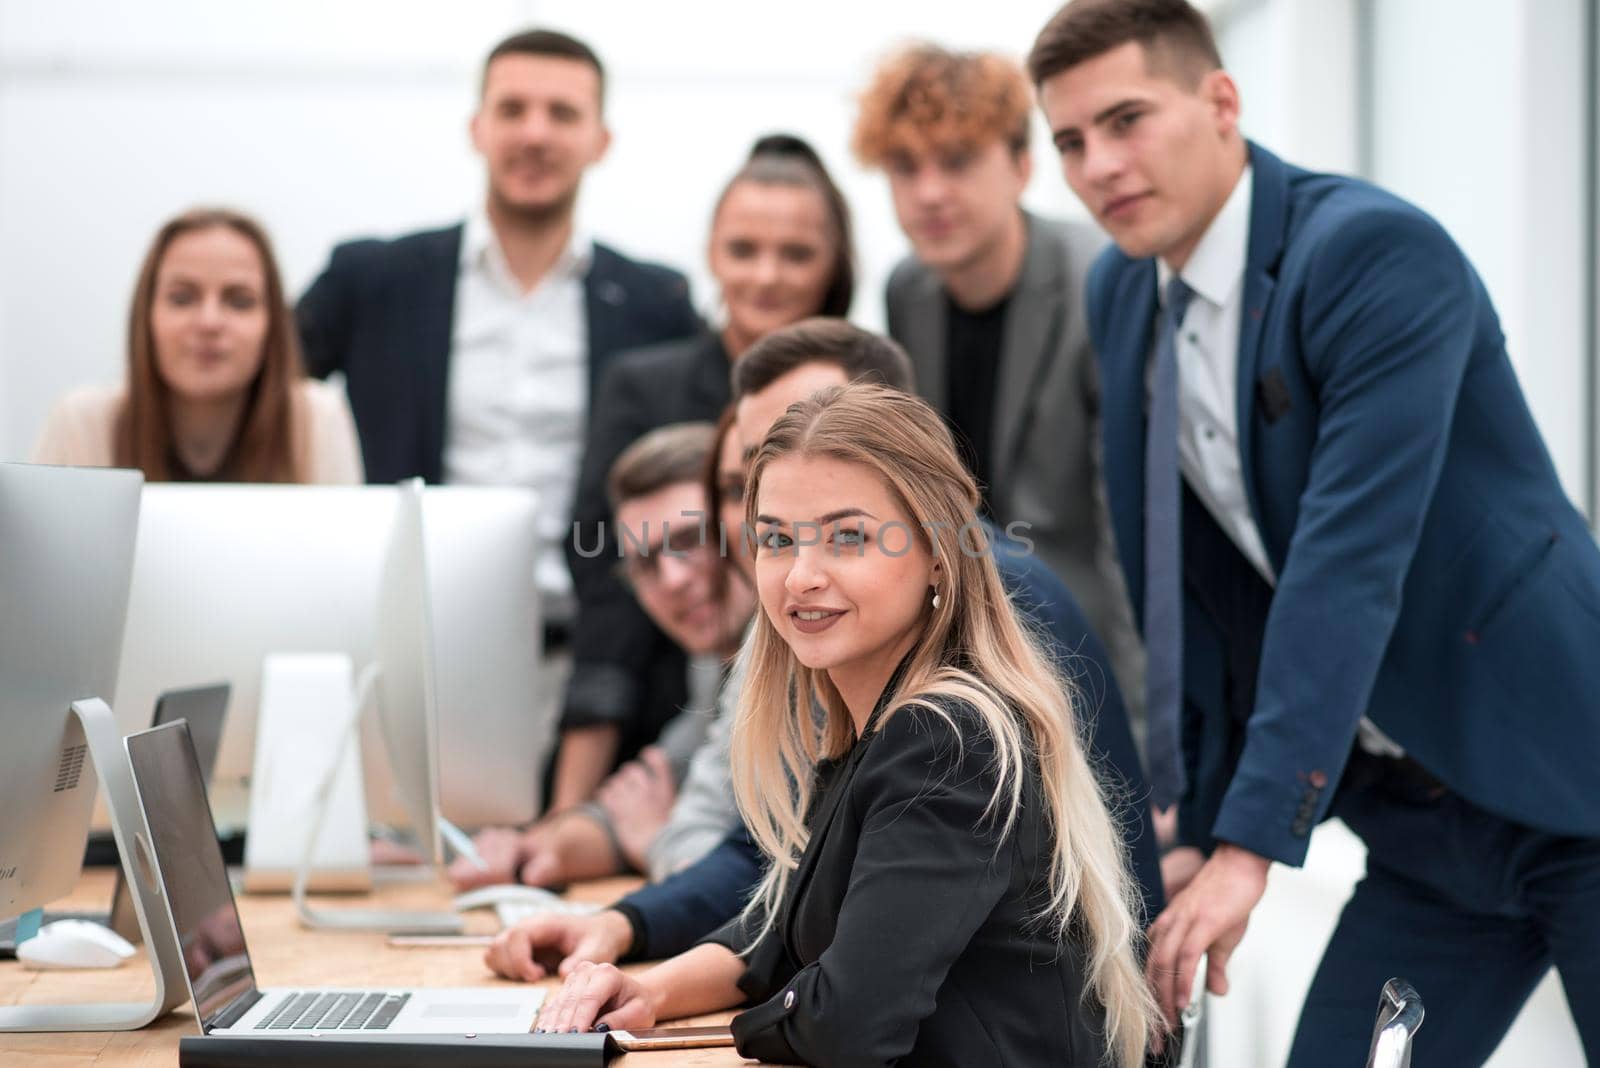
[1156,166,1275,581]
[444,207,590,619]
[1157,166,1403,757]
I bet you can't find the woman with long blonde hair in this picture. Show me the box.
[535,382,1156,1066]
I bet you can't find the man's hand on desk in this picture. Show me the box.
[449,814,627,892]
[596,747,676,872]
[1145,842,1270,1029]
[449,826,537,890]
[484,909,634,982]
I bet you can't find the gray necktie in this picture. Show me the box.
[1145,276,1194,810]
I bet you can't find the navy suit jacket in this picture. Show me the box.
[1090,143,1600,866]
[296,223,700,484]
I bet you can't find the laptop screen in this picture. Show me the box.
[125,721,258,1029]
[108,684,231,940]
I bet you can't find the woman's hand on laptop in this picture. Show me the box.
[484,909,635,983]
[596,747,676,872]
[535,961,659,1034]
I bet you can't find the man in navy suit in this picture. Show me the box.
[1030,1,1600,1062]
[297,29,700,805]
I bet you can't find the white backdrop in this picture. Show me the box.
[0,1,1592,1062]
[0,0,1085,460]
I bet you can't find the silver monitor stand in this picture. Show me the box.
[0,699,189,1032]
[289,485,461,935]
[288,665,462,935]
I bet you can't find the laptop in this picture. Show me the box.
[0,683,230,958]
[125,718,545,1036]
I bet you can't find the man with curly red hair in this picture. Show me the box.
[853,43,1145,739]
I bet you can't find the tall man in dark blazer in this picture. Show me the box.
[297,29,699,803]
[853,44,1147,742]
[1031,1,1600,1063]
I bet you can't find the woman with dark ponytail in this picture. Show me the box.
[458,135,860,885]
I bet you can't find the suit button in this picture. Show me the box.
[783,990,796,1012]
[1292,819,1311,836]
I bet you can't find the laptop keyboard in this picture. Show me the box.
[254,990,410,1030]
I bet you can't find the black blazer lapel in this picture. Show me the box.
[777,659,912,953]
[412,225,463,484]
[584,244,632,402]
[778,749,856,950]
[688,332,732,413]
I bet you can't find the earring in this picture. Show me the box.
[931,589,943,610]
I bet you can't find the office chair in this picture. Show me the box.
[1365,978,1424,1068]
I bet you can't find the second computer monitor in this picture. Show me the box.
[113,484,547,831]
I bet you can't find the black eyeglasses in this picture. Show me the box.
[615,523,717,587]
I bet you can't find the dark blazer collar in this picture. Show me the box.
[779,650,919,949]
[1233,141,1292,550]
[417,224,465,484]
[857,649,919,742]
[1243,141,1292,281]
[688,331,733,410]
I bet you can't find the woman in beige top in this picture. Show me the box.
[32,208,362,483]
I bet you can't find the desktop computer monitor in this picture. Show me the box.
[0,462,142,920]
[415,485,548,828]
[372,481,441,863]
[111,484,548,832]
[112,485,393,828]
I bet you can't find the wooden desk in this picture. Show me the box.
[0,869,749,1066]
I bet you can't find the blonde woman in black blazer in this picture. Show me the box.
[507,384,1158,1066]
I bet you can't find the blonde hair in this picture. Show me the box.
[731,382,1156,1067]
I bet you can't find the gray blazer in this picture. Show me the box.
[885,211,1146,729]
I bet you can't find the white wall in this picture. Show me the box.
[1214,0,1592,512]
[0,0,1084,461]
[1369,0,1591,508]
[1213,0,1360,175]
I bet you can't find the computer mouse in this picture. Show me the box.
[16,919,137,970]
[451,883,566,913]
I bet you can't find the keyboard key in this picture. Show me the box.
[319,992,363,1030]
[365,993,411,1030]
[293,993,343,1029]
[340,992,386,1030]
[254,992,301,1030]
[267,992,319,1030]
